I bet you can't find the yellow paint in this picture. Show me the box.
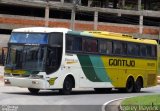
[101,56,157,88]
[4,69,26,74]
[83,31,157,45]
[66,61,78,64]
[48,77,58,85]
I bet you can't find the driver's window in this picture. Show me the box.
[46,46,62,74]
[46,47,56,74]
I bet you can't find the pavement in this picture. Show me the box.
[0,70,159,111]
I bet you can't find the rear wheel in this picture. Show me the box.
[28,88,40,95]
[60,77,73,95]
[125,77,134,93]
[134,77,143,93]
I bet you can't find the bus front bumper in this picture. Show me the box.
[4,77,48,89]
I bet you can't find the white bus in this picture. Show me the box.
[4,27,158,94]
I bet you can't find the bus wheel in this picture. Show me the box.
[60,77,73,95]
[125,77,134,93]
[134,77,143,93]
[28,88,40,95]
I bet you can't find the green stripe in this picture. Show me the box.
[77,55,101,82]
[89,56,110,82]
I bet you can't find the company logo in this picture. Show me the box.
[109,59,135,67]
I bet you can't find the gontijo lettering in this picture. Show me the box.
[109,59,135,67]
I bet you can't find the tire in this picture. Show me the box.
[94,88,111,93]
[134,78,142,93]
[28,88,40,95]
[125,77,134,93]
[60,77,73,95]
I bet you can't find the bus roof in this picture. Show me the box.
[67,31,157,45]
[12,27,71,33]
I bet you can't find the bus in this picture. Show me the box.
[4,27,158,94]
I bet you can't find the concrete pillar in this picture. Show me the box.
[45,4,49,27]
[122,0,125,9]
[138,0,141,10]
[70,8,76,30]
[77,0,81,5]
[61,0,64,4]
[139,15,143,35]
[88,0,92,7]
[94,11,98,30]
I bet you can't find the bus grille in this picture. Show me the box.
[12,74,30,77]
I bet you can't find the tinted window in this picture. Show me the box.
[49,33,63,47]
[83,38,98,53]
[99,40,112,54]
[127,43,140,56]
[140,45,147,56]
[113,41,126,55]
[66,34,82,52]
[146,45,157,57]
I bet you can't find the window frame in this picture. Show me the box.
[65,34,157,59]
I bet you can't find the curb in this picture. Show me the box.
[102,96,136,111]
[102,98,126,111]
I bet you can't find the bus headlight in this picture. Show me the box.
[32,81,39,84]
[4,79,11,84]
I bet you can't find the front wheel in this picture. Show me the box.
[28,88,40,95]
[59,77,73,95]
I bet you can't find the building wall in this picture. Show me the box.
[0,14,159,36]
[0,0,159,40]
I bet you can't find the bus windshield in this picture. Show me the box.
[6,44,46,71]
[5,32,63,74]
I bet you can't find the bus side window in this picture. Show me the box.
[99,40,112,54]
[66,34,82,52]
[146,45,152,57]
[151,45,157,57]
[147,45,157,58]
[140,45,147,57]
[127,43,140,56]
[66,36,73,51]
[113,41,123,55]
[83,38,98,53]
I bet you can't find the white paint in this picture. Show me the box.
[102,97,134,111]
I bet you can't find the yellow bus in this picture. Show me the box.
[4,27,158,94]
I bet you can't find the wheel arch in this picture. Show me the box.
[126,75,135,83]
[64,74,75,88]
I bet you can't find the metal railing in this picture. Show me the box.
[2,0,159,11]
